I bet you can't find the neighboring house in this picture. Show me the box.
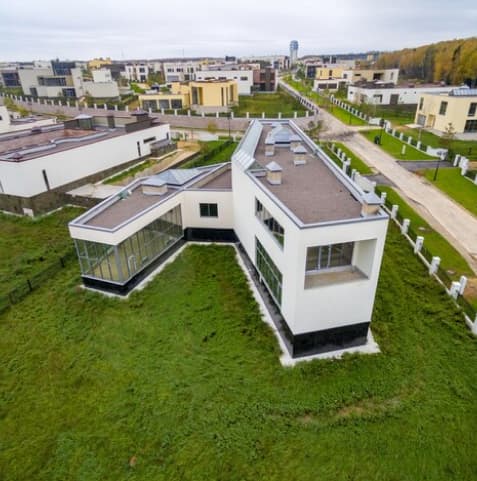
[0,69,21,88]
[314,68,399,92]
[138,79,238,113]
[68,119,388,359]
[239,55,290,71]
[252,67,277,92]
[348,83,457,106]
[196,69,254,95]
[17,62,119,99]
[415,88,477,134]
[162,62,201,83]
[0,112,172,215]
[124,63,150,83]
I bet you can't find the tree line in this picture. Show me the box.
[376,37,477,86]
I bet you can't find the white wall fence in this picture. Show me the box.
[0,92,311,120]
[377,190,477,334]
[278,80,319,114]
[454,154,477,185]
[383,125,444,158]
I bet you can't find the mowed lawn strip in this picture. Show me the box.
[0,207,83,292]
[362,129,435,160]
[1,225,477,480]
[423,168,477,217]
[378,186,474,278]
[325,142,374,174]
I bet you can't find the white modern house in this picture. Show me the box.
[0,112,172,215]
[196,69,254,95]
[347,83,458,106]
[163,62,202,83]
[68,119,388,359]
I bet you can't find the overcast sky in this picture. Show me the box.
[1,0,476,61]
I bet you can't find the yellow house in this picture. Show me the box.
[138,80,238,113]
[415,89,477,134]
[88,58,112,70]
[315,67,344,80]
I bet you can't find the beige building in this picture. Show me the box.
[88,58,112,70]
[415,88,477,134]
[138,79,238,113]
[314,67,399,91]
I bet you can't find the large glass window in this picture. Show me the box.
[465,120,477,133]
[256,238,282,306]
[74,205,182,284]
[255,199,284,247]
[306,242,354,272]
[468,103,477,117]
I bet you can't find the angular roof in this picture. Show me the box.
[266,160,282,172]
[292,145,307,154]
[142,177,167,187]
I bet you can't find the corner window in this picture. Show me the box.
[468,103,477,117]
[439,101,448,116]
[255,198,284,247]
[306,242,354,272]
[200,203,218,217]
[256,238,282,306]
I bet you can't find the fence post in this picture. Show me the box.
[429,256,440,275]
[246,112,249,119]
[401,219,410,235]
[380,192,387,203]
[261,112,265,119]
[459,276,468,295]
[391,204,399,219]
[294,111,297,118]
[449,282,461,299]
[414,236,424,253]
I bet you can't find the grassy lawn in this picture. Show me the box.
[423,168,477,217]
[326,103,368,126]
[377,186,474,279]
[399,127,477,161]
[0,207,83,293]
[1,225,477,480]
[362,129,435,160]
[232,89,306,117]
[324,142,373,175]
[180,140,238,168]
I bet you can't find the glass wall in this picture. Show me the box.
[255,199,285,247]
[305,242,354,272]
[75,205,182,284]
[256,237,283,306]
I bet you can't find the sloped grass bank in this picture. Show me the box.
[1,229,477,480]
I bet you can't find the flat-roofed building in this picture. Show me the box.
[68,119,388,360]
[163,61,201,82]
[0,112,172,215]
[415,87,477,134]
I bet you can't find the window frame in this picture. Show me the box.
[305,242,354,274]
[439,101,448,116]
[199,203,218,218]
[255,198,285,248]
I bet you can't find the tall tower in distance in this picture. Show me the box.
[289,40,299,67]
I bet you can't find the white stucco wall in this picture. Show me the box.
[0,124,170,198]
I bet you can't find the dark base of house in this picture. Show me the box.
[81,228,237,296]
[184,227,238,243]
[82,239,186,296]
[235,243,370,358]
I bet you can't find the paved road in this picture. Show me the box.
[343,130,477,273]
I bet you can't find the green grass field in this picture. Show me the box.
[423,168,477,217]
[0,207,83,292]
[232,89,306,117]
[325,142,373,175]
[378,186,474,278]
[1,219,477,480]
[362,129,435,160]
[399,127,477,161]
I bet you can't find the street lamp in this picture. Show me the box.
[433,151,446,181]
[378,119,385,144]
[227,112,231,139]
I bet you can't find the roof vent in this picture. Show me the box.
[265,161,282,185]
[361,192,381,217]
[292,144,307,165]
[141,178,168,196]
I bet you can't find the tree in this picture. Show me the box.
[207,121,218,135]
[439,122,456,159]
